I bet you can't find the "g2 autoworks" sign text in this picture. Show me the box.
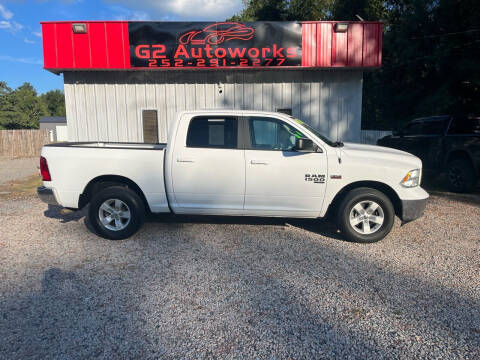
[128,22,302,68]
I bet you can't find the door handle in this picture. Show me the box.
[177,158,195,163]
[250,160,269,165]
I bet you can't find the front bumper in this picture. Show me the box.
[37,186,59,206]
[400,197,428,222]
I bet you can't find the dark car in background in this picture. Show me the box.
[377,115,480,193]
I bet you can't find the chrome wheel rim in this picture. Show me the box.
[98,199,131,231]
[349,200,384,235]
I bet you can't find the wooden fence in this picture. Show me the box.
[0,130,51,157]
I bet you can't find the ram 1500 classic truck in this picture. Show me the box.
[37,110,429,243]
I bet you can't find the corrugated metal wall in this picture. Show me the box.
[360,130,392,144]
[64,70,363,143]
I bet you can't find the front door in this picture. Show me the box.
[171,115,245,215]
[244,116,327,217]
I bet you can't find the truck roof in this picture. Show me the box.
[180,109,291,118]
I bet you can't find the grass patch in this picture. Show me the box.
[0,174,42,199]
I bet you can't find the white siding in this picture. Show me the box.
[64,70,363,143]
[360,130,392,144]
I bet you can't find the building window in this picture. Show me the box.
[186,116,238,149]
[142,110,159,143]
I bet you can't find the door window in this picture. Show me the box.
[403,121,424,136]
[248,117,305,151]
[422,120,446,135]
[186,117,238,148]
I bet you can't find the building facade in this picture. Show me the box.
[39,116,67,141]
[41,21,382,143]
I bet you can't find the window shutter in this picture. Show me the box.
[142,110,159,143]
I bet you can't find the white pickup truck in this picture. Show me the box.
[38,110,428,243]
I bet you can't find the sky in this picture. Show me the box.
[0,0,243,94]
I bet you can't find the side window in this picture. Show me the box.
[186,116,238,148]
[403,122,424,136]
[249,117,305,151]
[448,115,480,135]
[422,120,446,135]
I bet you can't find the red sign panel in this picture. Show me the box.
[40,21,382,71]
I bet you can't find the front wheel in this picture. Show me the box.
[337,187,395,243]
[447,159,475,193]
[88,186,145,240]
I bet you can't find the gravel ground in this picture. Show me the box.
[0,157,38,185]
[0,193,479,359]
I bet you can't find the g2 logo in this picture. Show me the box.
[135,44,166,59]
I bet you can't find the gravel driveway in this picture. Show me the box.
[0,194,479,359]
[0,157,38,185]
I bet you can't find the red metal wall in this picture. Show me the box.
[42,21,131,70]
[41,21,382,71]
[301,21,382,67]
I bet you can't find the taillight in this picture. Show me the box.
[40,156,51,181]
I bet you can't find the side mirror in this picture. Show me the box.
[295,137,314,152]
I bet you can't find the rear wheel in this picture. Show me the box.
[88,186,145,240]
[447,159,475,193]
[337,187,395,243]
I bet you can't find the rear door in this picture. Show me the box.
[170,115,245,214]
[243,116,327,217]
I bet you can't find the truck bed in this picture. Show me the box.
[41,142,169,212]
[45,142,167,150]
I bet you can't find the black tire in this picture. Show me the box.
[447,159,476,193]
[88,186,145,240]
[337,187,395,243]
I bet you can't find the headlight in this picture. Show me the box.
[401,169,421,187]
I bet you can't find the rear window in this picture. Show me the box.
[186,116,238,148]
[448,115,480,135]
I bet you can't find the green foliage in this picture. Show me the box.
[230,0,334,21]
[40,90,66,117]
[230,0,480,130]
[230,0,288,21]
[0,82,65,129]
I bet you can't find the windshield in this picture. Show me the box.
[290,117,336,147]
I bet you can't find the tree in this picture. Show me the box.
[331,0,387,21]
[40,89,66,117]
[0,82,65,129]
[0,82,49,129]
[362,0,480,129]
[229,0,288,21]
[231,0,480,129]
[9,83,48,129]
[230,0,334,21]
[0,82,13,129]
[287,0,333,21]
